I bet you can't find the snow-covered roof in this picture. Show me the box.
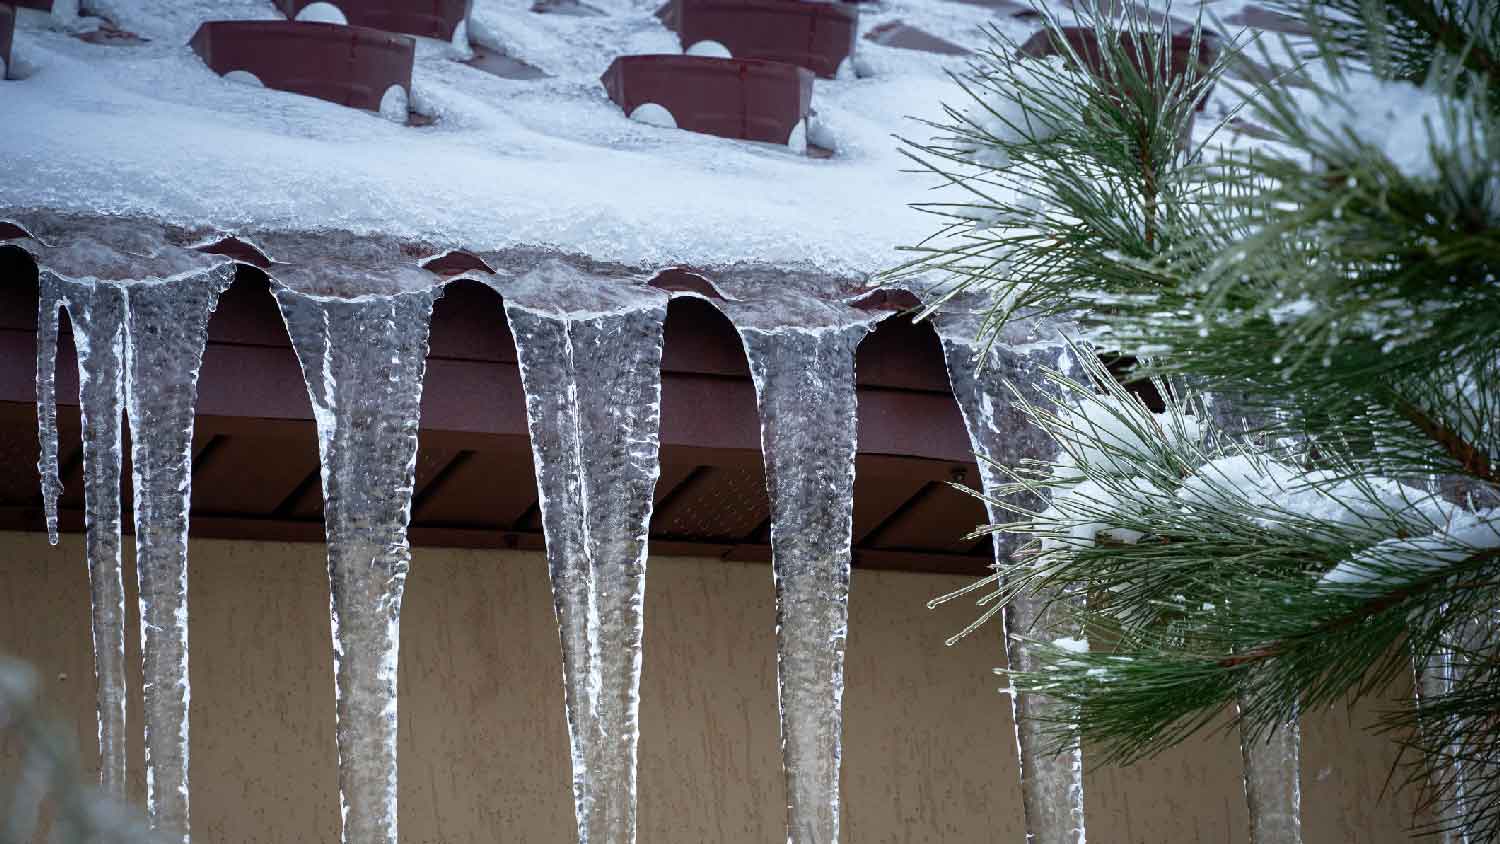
[0,0,1289,286]
[0,0,961,276]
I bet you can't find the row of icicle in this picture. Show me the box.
[26,248,1304,844]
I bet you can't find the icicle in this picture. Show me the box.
[274,286,438,844]
[1411,609,1496,844]
[939,327,1087,844]
[36,283,63,546]
[122,267,235,843]
[501,271,667,844]
[37,273,130,799]
[27,218,238,817]
[735,319,870,844]
[1239,717,1303,843]
[1206,392,1305,844]
[1414,651,1468,844]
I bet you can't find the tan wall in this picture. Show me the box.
[0,531,1418,842]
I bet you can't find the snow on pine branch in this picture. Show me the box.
[958,348,1500,762]
[1319,507,1500,592]
[994,349,1492,602]
[1286,68,1500,222]
[958,53,1087,172]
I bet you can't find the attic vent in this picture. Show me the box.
[273,0,472,42]
[601,55,813,149]
[675,0,858,79]
[1018,26,1219,114]
[189,21,415,118]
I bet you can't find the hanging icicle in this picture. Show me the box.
[1205,392,1306,844]
[725,292,876,844]
[1239,719,1303,844]
[275,284,439,844]
[25,219,241,823]
[35,281,64,548]
[36,273,130,800]
[938,317,1087,844]
[499,262,668,844]
[1411,611,1494,844]
[122,267,235,843]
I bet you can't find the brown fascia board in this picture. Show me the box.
[0,255,976,465]
[273,0,472,42]
[675,0,858,79]
[189,20,415,113]
[0,503,990,575]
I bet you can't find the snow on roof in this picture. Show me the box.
[1,0,1299,291]
[0,0,985,278]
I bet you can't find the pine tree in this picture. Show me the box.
[896,1,1500,839]
[0,656,158,843]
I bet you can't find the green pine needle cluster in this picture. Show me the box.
[898,1,1500,838]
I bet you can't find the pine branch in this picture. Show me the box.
[0,657,159,844]
[1219,546,1500,668]
[907,2,1500,837]
[1392,394,1500,485]
[1389,0,1500,85]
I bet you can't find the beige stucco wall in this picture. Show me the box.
[0,531,1418,842]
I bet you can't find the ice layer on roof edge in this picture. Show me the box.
[0,210,946,321]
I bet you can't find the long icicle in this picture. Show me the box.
[1239,718,1303,844]
[737,321,869,844]
[36,281,63,547]
[122,267,235,843]
[939,331,1087,844]
[1205,393,1305,844]
[504,284,666,844]
[275,286,438,844]
[37,273,130,799]
[1409,606,1498,844]
[1414,647,1468,844]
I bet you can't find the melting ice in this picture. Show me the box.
[122,269,234,842]
[734,314,870,844]
[36,274,130,801]
[34,253,233,844]
[275,286,438,844]
[501,265,667,844]
[938,314,1088,844]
